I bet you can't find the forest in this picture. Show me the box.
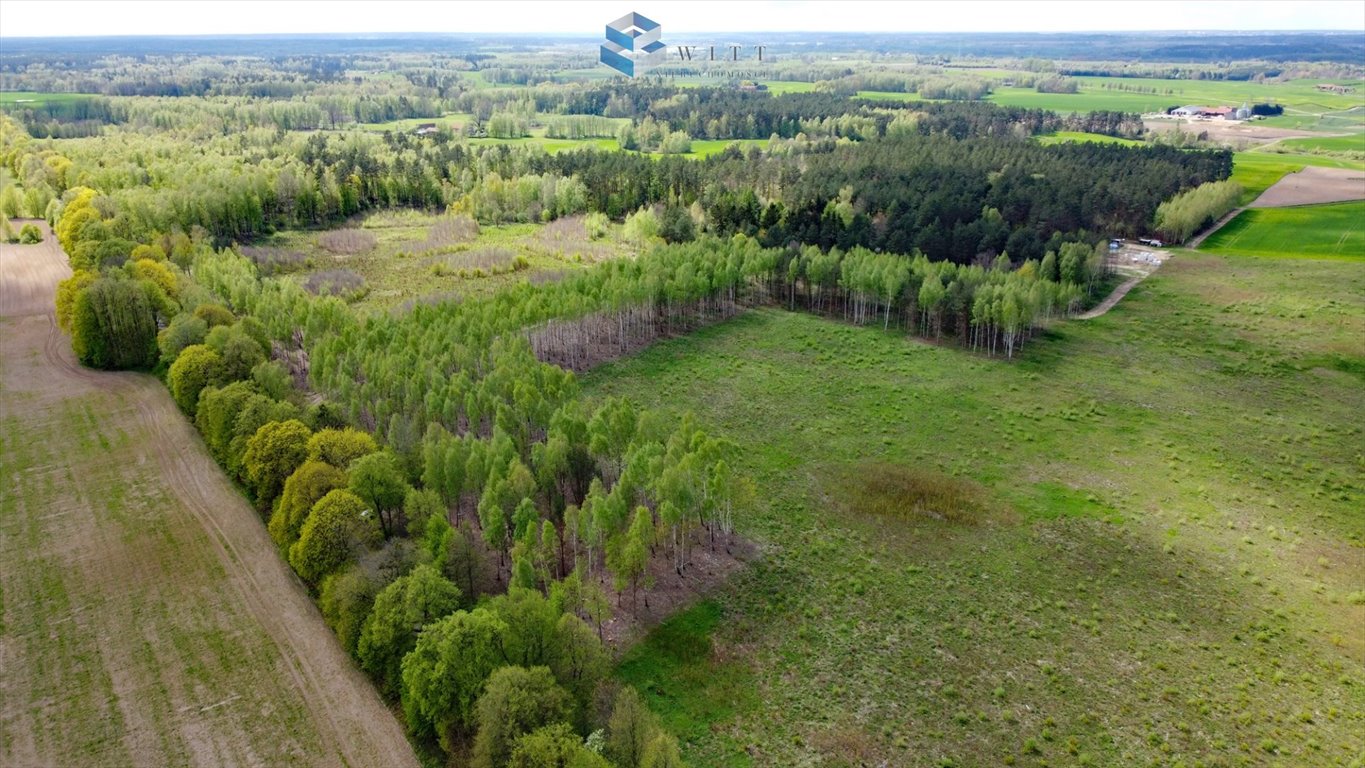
[1,64,1230,766]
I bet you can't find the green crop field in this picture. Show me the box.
[986,76,1365,117]
[1200,201,1365,260]
[1279,133,1365,153]
[1230,151,1365,204]
[585,254,1365,766]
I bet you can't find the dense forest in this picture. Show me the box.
[1,67,1228,764]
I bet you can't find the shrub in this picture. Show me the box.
[19,223,42,243]
[317,228,377,255]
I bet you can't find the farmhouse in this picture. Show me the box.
[413,122,438,135]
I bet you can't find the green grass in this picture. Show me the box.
[587,253,1365,766]
[273,212,633,312]
[1279,133,1365,153]
[0,90,98,105]
[1035,131,1143,147]
[684,139,768,158]
[856,90,923,102]
[1200,201,1365,260]
[986,76,1365,118]
[616,600,757,751]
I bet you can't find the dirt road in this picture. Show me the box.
[0,224,418,768]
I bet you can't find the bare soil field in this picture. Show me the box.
[1248,165,1365,208]
[0,226,418,768]
[1142,118,1325,145]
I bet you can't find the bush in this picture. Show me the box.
[19,223,41,244]
[303,268,367,300]
[584,212,610,241]
[317,228,377,255]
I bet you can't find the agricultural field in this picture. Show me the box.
[585,251,1365,766]
[987,75,1365,118]
[253,211,633,312]
[1229,150,1365,204]
[0,229,419,768]
[1200,201,1365,260]
[1278,132,1365,154]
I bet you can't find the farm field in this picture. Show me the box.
[987,75,1365,117]
[1200,201,1365,260]
[0,230,420,768]
[1230,150,1365,204]
[1279,132,1365,153]
[584,254,1365,766]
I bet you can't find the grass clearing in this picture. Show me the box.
[586,252,1365,766]
[1035,130,1144,146]
[1199,201,1365,260]
[264,211,633,312]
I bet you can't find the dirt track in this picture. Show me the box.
[0,224,418,768]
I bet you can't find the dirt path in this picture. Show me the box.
[0,225,418,768]
[1186,207,1247,250]
[1077,274,1147,320]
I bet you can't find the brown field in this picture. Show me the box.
[1249,165,1365,207]
[0,224,419,768]
[1142,118,1324,145]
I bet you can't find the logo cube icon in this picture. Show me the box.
[601,11,664,77]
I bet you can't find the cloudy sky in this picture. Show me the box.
[0,0,1360,37]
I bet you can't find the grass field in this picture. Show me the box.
[1035,130,1144,146]
[1200,201,1365,260]
[0,91,98,106]
[1279,133,1365,153]
[269,211,633,312]
[586,254,1365,766]
[987,76,1365,119]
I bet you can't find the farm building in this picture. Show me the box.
[1170,105,1238,119]
[413,123,438,135]
[1316,84,1355,94]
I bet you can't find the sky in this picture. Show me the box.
[0,0,1361,37]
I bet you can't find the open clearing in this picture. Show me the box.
[0,228,419,768]
[1200,201,1365,260]
[1248,165,1365,208]
[585,254,1365,766]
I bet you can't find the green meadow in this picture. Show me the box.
[1200,202,1365,260]
[586,251,1365,766]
